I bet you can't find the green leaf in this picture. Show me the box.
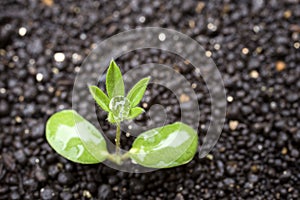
[128,107,145,119]
[127,77,150,107]
[46,110,108,164]
[88,85,110,112]
[107,112,116,124]
[129,122,198,168]
[106,59,125,98]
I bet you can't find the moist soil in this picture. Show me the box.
[0,0,300,199]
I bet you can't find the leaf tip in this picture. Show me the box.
[88,85,98,95]
[109,58,117,68]
[139,107,145,113]
[88,85,95,90]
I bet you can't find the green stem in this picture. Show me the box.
[106,153,121,165]
[121,151,130,160]
[106,123,131,165]
[106,152,130,165]
[115,123,121,155]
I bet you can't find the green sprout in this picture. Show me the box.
[46,60,198,168]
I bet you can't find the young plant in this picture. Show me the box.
[46,60,198,168]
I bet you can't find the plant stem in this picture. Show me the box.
[106,123,131,165]
[115,123,121,155]
[106,153,122,165]
[121,151,130,160]
[106,151,130,165]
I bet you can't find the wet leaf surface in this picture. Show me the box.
[46,110,108,164]
[130,122,198,168]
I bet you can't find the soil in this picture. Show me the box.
[1,0,300,199]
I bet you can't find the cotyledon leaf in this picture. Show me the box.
[46,110,108,164]
[129,122,198,168]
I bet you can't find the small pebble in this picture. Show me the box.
[142,103,148,108]
[179,94,190,103]
[54,52,65,62]
[27,38,43,55]
[195,2,205,13]
[229,120,239,130]
[52,67,59,74]
[206,154,213,160]
[31,123,44,139]
[205,51,212,57]
[158,33,166,41]
[207,23,217,31]
[270,101,277,110]
[59,191,73,200]
[40,188,56,200]
[10,191,20,200]
[23,179,38,191]
[214,43,221,50]
[139,16,146,23]
[58,172,73,185]
[227,96,234,102]
[0,100,10,116]
[276,61,286,71]
[291,149,299,158]
[36,73,43,82]
[0,88,6,94]
[251,165,259,173]
[250,70,259,78]
[248,174,259,183]
[14,150,27,164]
[72,53,82,63]
[60,191,73,200]
[253,25,260,33]
[48,165,59,178]
[130,179,144,194]
[83,190,92,198]
[281,147,288,155]
[35,168,48,182]
[189,20,195,28]
[223,178,235,187]
[283,10,292,19]
[242,48,249,55]
[15,116,22,123]
[18,27,27,36]
[2,153,16,171]
[175,193,184,200]
[42,0,54,6]
[98,184,113,199]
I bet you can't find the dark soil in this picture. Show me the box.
[1,0,300,199]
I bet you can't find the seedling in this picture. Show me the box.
[46,60,198,168]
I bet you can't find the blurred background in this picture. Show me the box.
[0,0,299,199]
